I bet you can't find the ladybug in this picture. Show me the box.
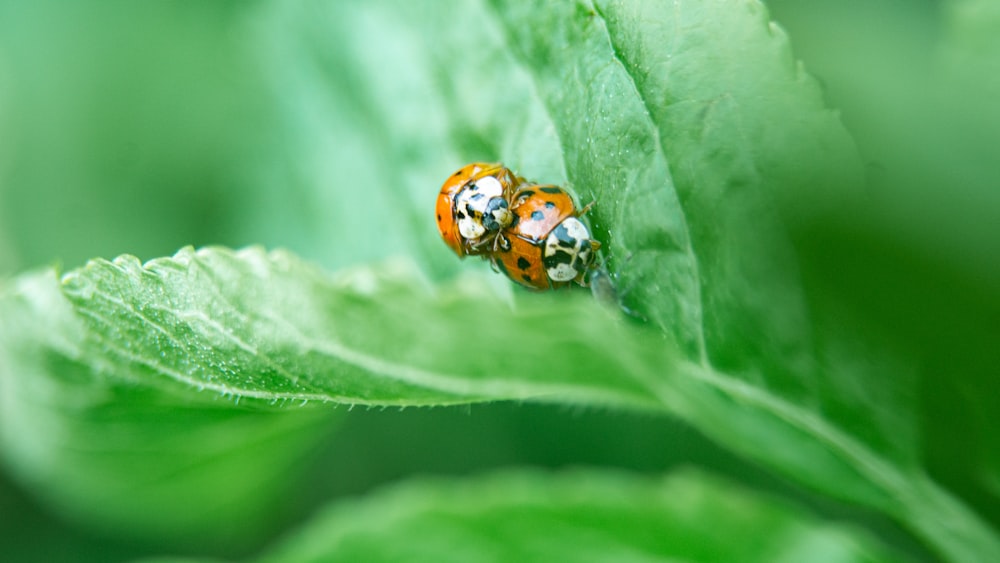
[491,185,600,290]
[435,163,523,257]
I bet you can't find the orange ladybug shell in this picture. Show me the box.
[436,163,491,256]
[493,185,579,290]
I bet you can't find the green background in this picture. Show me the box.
[1,1,997,561]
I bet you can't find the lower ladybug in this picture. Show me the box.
[435,163,522,257]
[491,185,600,290]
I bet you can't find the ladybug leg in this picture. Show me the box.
[493,233,511,253]
[578,200,596,216]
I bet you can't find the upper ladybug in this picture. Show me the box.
[435,163,523,257]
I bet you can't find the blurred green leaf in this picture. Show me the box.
[768,0,1000,535]
[259,469,900,563]
[0,263,339,551]
[0,2,285,272]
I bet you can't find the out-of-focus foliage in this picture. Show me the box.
[769,0,1000,535]
[257,469,899,563]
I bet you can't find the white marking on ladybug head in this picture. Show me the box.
[458,216,486,239]
[561,217,590,241]
[547,261,578,282]
[473,175,504,198]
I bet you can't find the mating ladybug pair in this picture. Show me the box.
[435,162,600,290]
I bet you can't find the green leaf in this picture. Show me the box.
[769,0,1000,542]
[0,245,674,547]
[1,1,998,561]
[53,247,670,407]
[260,469,900,563]
[0,264,339,550]
[2,244,995,560]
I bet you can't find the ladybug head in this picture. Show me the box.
[435,163,491,257]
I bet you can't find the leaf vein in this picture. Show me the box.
[589,1,710,365]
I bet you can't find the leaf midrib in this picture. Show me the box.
[588,0,710,366]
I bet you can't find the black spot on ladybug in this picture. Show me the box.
[436,214,441,221]
[453,170,462,176]
[540,186,561,194]
[486,197,507,212]
[517,257,530,270]
[521,273,532,283]
[517,190,535,201]
[543,249,574,268]
[483,197,509,231]
[531,211,545,221]
[545,201,555,209]
[552,223,578,246]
